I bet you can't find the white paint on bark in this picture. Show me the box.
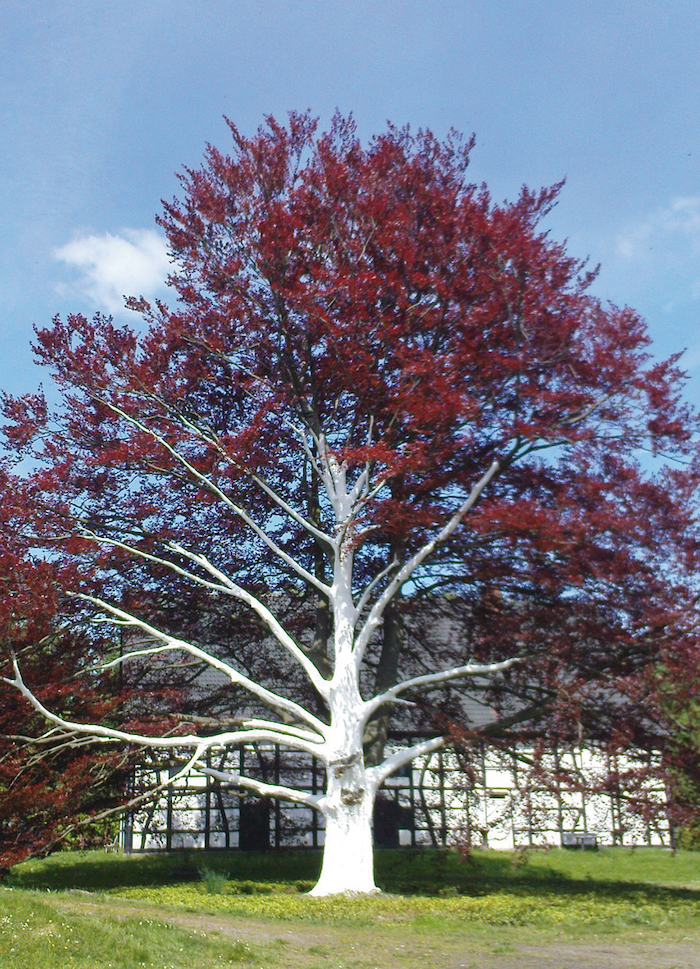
[312,779,378,895]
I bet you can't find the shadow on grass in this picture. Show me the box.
[7,848,700,908]
[375,849,700,907]
[6,849,322,891]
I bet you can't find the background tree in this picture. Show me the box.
[2,113,699,894]
[0,470,130,872]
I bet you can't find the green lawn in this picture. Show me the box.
[3,848,700,968]
[0,887,258,969]
[10,844,700,894]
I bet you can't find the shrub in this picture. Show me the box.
[198,866,229,895]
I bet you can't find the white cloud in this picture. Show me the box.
[616,196,700,261]
[611,197,700,341]
[54,228,171,315]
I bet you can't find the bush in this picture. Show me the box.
[676,824,700,851]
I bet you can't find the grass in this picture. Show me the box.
[0,887,258,968]
[11,843,700,892]
[4,847,700,967]
[96,880,700,927]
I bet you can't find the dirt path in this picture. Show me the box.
[49,893,700,969]
[481,943,700,969]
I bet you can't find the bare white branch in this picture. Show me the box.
[3,657,204,750]
[363,656,521,719]
[355,556,400,618]
[34,744,210,854]
[347,464,370,506]
[171,408,336,550]
[96,642,190,671]
[355,473,389,509]
[72,593,330,730]
[79,529,232,595]
[367,736,446,789]
[287,419,324,478]
[99,400,332,596]
[248,468,336,550]
[354,460,500,663]
[76,531,329,694]
[162,545,330,697]
[75,528,329,696]
[4,658,327,758]
[201,767,323,809]
[238,717,326,746]
[318,439,345,518]
[211,727,325,757]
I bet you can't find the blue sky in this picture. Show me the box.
[2,0,699,406]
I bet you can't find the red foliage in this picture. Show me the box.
[0,469,130,871]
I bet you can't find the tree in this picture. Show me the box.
[0,469,131,871]
[2,112,698,894]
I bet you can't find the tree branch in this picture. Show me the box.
[200,767,323,809]
[5,657,312,752]
[355,556,400,618]
[162,545,331,697]
[73,594,330,731]
[72,533,330,698]
[363,656,522,719]
[33,744,209,856]
[4,658,329,759]
[98,399,332,596]
[354,460,501,662]
[166,406,336,553]
[367,736,446,789]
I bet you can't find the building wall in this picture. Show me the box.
[122,741,670,852]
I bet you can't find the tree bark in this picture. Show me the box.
[311,577,380,895]
[310,778,378,895]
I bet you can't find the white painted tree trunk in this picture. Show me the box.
[310,615,380,895]
[310,778,378,896]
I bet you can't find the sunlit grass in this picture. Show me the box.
[0,887,257,969]
[99,879,700,928]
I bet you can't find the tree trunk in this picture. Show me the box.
[310,778,378,896]
[310,627,379,895]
